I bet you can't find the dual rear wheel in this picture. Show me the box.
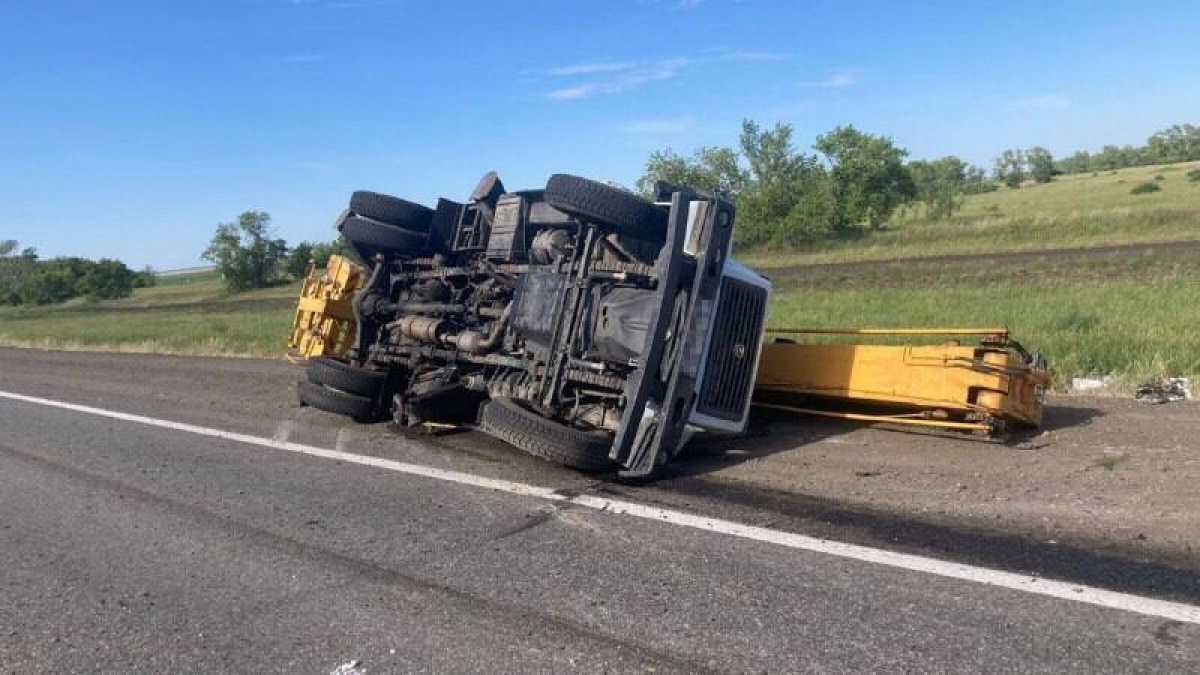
[297,357,386,422]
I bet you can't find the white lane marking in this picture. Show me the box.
[2,388,1199,626]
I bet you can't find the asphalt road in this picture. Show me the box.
[1,348,1198,672]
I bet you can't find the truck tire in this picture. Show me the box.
[480,398,614,472]
[306,357,386,398]
[544,174,667,240]
[349,191,433,232]
[297,379,378,422]
[340,215,428,259]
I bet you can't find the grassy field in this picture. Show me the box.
[769,276,1200,390]
[0,271,299,357]
[741,161,1200,269]
[2,160,1197,385]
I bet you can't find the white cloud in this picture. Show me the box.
[622,116,695,135]
[546,58,689,101]
[799,70,858,89]
[548,62,637,77]
[719,50,788,62]
[1009,94,1071,111]
[637,0,706,11]
[282,53,324,64]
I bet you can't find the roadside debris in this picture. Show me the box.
[330,660,365,675]
[1135,378,1192,404]
[1071,375,1113,393]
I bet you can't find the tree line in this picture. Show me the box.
[992,124,1200,186]
[0,240,153,306]
[1054,124,1200,175]
[638,120,975,247]
[2,212,347,305]
[639,119,1199,247]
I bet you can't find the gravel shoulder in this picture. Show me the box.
[679,397,1200,570]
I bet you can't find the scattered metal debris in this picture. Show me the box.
[1135,378,1192,404]
[330,659,365,675]
[1071,376,1112,393]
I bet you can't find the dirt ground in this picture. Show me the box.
[684,395,1200,567]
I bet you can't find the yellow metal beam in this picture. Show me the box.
[766,327,1010,337]
[754,339,1051,430]
[752,402,996,433]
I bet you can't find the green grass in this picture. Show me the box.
[769,274,1200,389]
[0,271,300,357]
[742,161,1200,268]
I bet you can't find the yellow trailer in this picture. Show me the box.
[753,328,1052,435]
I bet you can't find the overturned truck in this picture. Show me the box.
[297,173,771,479]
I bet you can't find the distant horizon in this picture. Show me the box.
[3,1,1197,269]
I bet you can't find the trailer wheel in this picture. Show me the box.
[349,191,433,232]
[306,357,386,398]
[479,398,614,472]
[297,379,378,422]
[339,215,428,259]
[544,174,667,240]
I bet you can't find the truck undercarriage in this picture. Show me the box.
[296,172,771,479]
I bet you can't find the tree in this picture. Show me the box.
[1146,124,1200,163]
[734,119,837,245]
[961,165,997,194]
[1057,150,1091,174]
[132,265,157,288]
[994,149,1026,188]
[908,156,966,219]
[740,120,806,187]
[636,146,747,197]
[0,241,37,305]
[76,259,136,300]
[1093,145,1124,171]
[203,211,287,291]
[1026,146,1055,183]
[16,258,86,305]
[814,125,917,229]
[286,239,353,279]
[286,242,315,279]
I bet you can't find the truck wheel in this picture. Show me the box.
[340,215,428,259]
[297,379,378,422]
[544,174,667,240]
[306,357,386,398]
[479,398,614,472]
[350,191,433,232]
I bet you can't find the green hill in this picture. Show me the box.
[742,160,1200,268]
[0,270,299,357]
[758,161,1200,388]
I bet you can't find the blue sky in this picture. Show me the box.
[2,0,1197,269]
